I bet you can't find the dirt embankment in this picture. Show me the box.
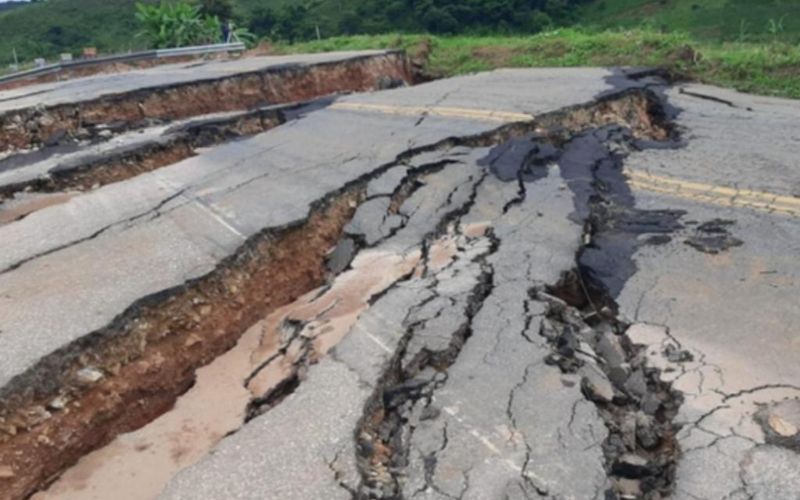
[0,52,412,152]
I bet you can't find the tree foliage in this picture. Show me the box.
[135,2,221,48]
[135,1,253,48]
[197,0,233,20]
[245,0,591,42]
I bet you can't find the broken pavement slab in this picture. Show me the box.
[617,84,800,499]
[2,57,800,500]
[0,50,411,152]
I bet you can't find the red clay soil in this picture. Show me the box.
[0,188,363,500]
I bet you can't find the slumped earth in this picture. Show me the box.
[0,50,798,500]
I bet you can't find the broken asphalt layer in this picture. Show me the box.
[0,50,410,152]
[0,57,798,500]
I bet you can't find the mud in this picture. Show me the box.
[0,187,363,500]
[0,192,76,225]
[33,244,424,500]
[0,52,412,152]
[0,85,683,499]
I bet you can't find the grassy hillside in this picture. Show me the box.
[577,0,800,43]
[0,1,28,13]
[274,29,800,98]
[0,0,145,65]
[5,0,799,66]
[1,0,799,100]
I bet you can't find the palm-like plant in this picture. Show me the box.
[135,2,218,48]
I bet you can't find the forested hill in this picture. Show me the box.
[255,0,593,40]
[1,0,798,67]
[0,1,28,12]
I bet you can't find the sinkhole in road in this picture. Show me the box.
[0,88,677,500]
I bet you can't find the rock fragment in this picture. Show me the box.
[0,465,15,479]
[581,366,615,403]
[75,367,104,386]
[612,453,650,478]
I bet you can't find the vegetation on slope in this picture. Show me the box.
[272,29,800,98]
[0,0,143,64]
[577,0,800,44]
[0,0,799,99]
[5,0,799,66]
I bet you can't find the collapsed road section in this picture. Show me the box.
[0,50,411,153]
[2,61,800,500]
[0,101,329,225]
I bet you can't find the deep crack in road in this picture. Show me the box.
[0,52,798,500]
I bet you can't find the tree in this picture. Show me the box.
[338,11,363,35]
[249,6,276,37]
[135,2,221,48]
[197,0,233,21]
[272,5,310,43]
[423,7,458,34]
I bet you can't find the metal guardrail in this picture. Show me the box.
[156,42,245,58]
[0,42,246,86]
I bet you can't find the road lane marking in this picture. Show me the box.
[441,405,552,491]
[331,102,798,217]
[626,169,800,217]
[329,102,534,123]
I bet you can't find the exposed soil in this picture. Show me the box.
[0,187,363,500]
[0,85,675,500]
[33,244,423,500]
[0,52,412,152]
[0,105,287,216]
[0,192,76,225]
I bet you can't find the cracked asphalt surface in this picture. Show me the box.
[0,52,799,500]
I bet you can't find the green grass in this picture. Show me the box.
[1,1,799,99]
[0,0,146,68]
[272,28,800,99]
[576,0,800,43]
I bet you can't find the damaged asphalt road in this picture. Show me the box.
[0,53,799,500]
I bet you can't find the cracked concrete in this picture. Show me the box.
[616,84,800,499]
[1,57,799,500]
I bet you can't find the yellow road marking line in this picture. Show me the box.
[329,102,534,123]
[626,169,800,217]
[333,102,798,217]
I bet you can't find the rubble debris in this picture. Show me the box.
[0,80,689,500]
[74,367,103,386]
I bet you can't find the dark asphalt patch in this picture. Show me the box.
[556,125,685,299]
[684,218,744,254]
[478,135,558,183]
